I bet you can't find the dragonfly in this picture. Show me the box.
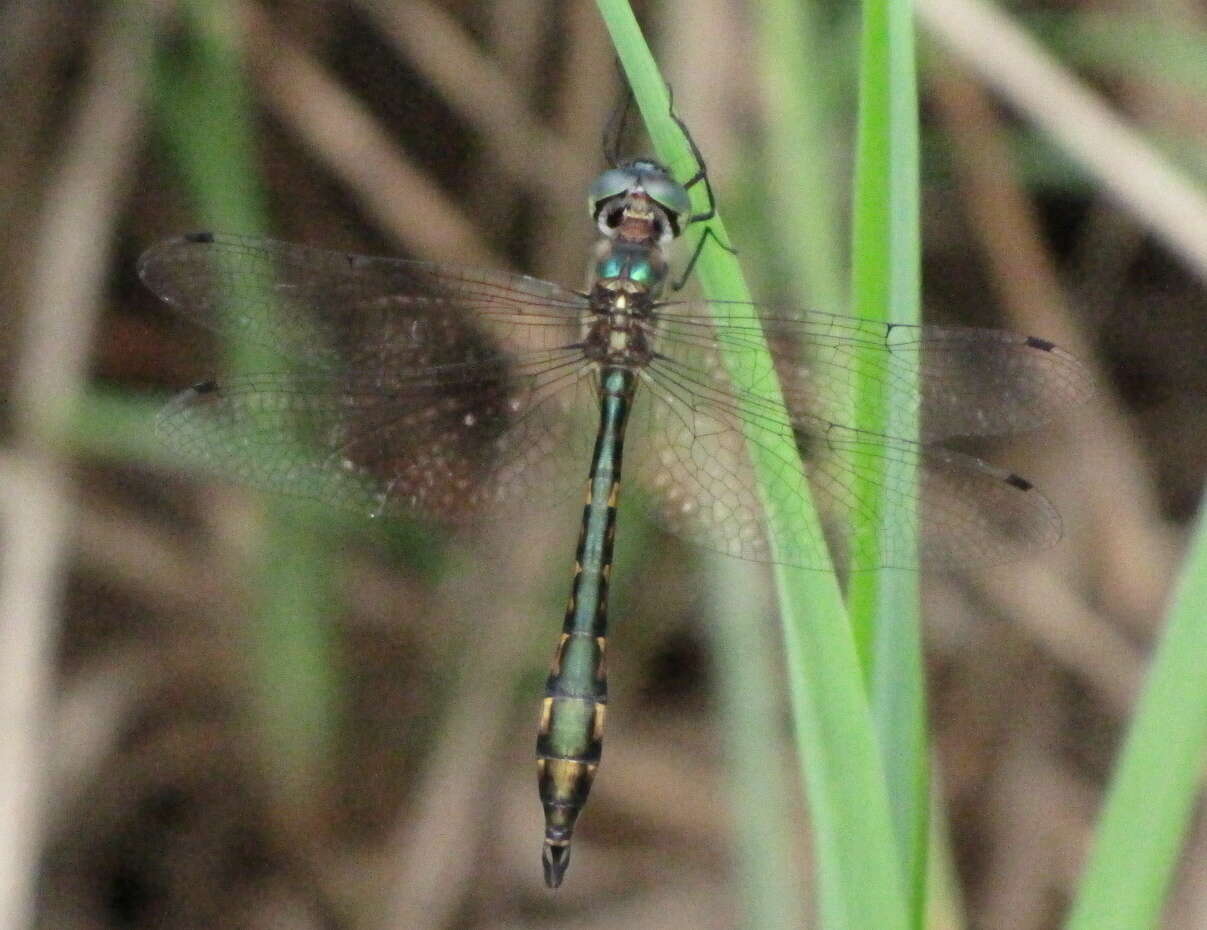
[139,117,1089,888]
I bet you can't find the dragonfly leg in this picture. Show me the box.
[671,226,733,291]
[665,87,736,291]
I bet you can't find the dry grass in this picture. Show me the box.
[1,0,1204,928]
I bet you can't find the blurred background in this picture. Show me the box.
[2,0,1205,927]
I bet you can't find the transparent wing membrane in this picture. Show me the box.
[630,327,1065,570]
[656,303,1091,442]
[143,233,1089,570]
[138,233,588,372]
[155,357,598,523]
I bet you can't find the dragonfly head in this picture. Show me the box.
[588,159,691,246]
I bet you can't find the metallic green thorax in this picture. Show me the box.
[593,243,661,288]
[536,160,687,888]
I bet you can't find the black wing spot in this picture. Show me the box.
[184,231,215,244]
[1004,472,1033,491]
[1024,336,1055,352]
[191,380,220,395]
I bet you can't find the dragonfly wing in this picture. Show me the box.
[806,428,1061,569]
[630,334,1063,571]
[654,303,1092,442]
[138,233,589,370]
[625,372,818,566]
[155,350,598,523]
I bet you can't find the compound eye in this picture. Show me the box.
[588,167,640,215]
[641,174,692,226]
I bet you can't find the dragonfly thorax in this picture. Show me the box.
[591,238,668,293]
[582,277,657,368]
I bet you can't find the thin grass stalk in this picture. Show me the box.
[1064,497,1207,930]
[756,0,847,315]
[708,554,811,930]
[151,0,340,812]
[0,8,160,929]
[595,2,908,926]
[846,0,929,925]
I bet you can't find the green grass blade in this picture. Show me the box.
[847,0,929,925]
[595,3,908,926]
[148,0,340,806]
[709,557,811,930]
[756,0,848,314]
[1064,499,1207,930]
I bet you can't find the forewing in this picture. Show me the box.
[654,302,1092,442]
[138,233,589,370]
[143,232,600,520]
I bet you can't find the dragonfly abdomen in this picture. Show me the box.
[536,366,634,887]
